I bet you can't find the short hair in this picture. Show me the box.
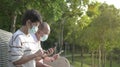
[38,22,50,34]
[22,9,42,25]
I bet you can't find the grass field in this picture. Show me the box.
[67,56,120,67]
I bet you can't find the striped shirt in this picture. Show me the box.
[8,30,39,67]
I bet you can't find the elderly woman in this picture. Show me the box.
[8,9,43,67]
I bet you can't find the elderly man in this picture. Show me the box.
[31,22,59,67]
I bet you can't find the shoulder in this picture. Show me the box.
[30,33,38,41]
[30,33,35,37]
[13,30,23,36]
[12,30,24,41]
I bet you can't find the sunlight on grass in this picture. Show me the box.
[67,56,120,67]
[73,62,90,67]
[69,58,91,67]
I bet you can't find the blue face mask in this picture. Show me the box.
[29,26,38,33]
[40,35,48,41]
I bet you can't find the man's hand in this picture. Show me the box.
[46,47,55,56]
[52,54,59,60]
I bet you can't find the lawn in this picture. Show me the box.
[67,56,120,67]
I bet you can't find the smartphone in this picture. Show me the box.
[57,50,64,55]
[51,45,57,51]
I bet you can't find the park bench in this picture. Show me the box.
[45,56,70,67]
[0,29,12,67]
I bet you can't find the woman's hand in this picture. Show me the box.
[34,49,44,57]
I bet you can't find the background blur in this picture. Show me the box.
[0,0,120,67]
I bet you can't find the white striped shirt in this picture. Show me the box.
[8,30,39,67]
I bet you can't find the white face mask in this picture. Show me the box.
[40,35,48,41]
[29,26,38,33]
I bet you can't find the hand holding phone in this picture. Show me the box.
[45,47,56,56]
[51,50,64,61]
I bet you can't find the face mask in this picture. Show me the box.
[40,35,48,41]
[29,26,38,33]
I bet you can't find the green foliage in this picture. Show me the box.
[80,3,120,52]
[87,2,100,17]
[0,0,94,48]
[61,0,91,45]
[37,0,66,22]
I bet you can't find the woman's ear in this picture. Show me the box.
[26,20,31,24]
[26,20,31,28]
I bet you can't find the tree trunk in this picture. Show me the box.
[110,53,112,67]
[95,50,98,67]
[10,13,17,33]
[91,51,95,67]
[58,22,61,52]
[101,45,105,67]
[103,50,106,67]
[71,43,74,63]
[98,45,101,67]
[81,48,83,67]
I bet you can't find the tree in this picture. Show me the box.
[80,3,120,67]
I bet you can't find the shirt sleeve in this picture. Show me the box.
[9,35,24,62]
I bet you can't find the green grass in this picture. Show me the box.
[67,56,120,67]
[105,60,120,67]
